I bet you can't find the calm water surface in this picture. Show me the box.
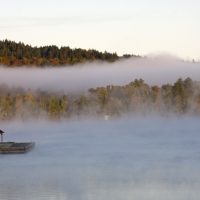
[0,117,200,200]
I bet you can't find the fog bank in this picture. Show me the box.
[0,56,200,93]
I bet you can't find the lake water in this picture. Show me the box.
[0,117,200,200]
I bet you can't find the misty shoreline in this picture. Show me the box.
[0,77,199,121]
[0,55,199,121]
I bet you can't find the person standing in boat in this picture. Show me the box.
[0,129,4,143]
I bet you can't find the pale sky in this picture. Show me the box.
[0,0,200,59]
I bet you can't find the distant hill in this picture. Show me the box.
[0,40,139,67]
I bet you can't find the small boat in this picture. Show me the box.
[0,129,35,154]
[0,142,35,154]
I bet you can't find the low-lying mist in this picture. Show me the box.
[1,55,200,200]
[1,117,200,200]
[0,56,200,94]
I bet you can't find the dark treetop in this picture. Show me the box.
[0,40,133,67]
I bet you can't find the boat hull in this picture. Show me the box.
[0,142,35,154]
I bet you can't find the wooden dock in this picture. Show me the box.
[0,142,35,154]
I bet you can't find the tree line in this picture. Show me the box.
[0,40,132,66]
[0,78,200,120]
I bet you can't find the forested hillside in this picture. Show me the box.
[0,78,199,120]
[0,40,133,66]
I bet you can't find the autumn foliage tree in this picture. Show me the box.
[0,40,119,66]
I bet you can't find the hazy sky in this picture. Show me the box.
[0,0,200,59]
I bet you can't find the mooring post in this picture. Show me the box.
[0,133,3,143]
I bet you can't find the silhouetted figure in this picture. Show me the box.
[0,129,4,143]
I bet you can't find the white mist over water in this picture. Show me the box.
[0,117,200,200]
[0,56,200,199]
[0,56,200,93]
